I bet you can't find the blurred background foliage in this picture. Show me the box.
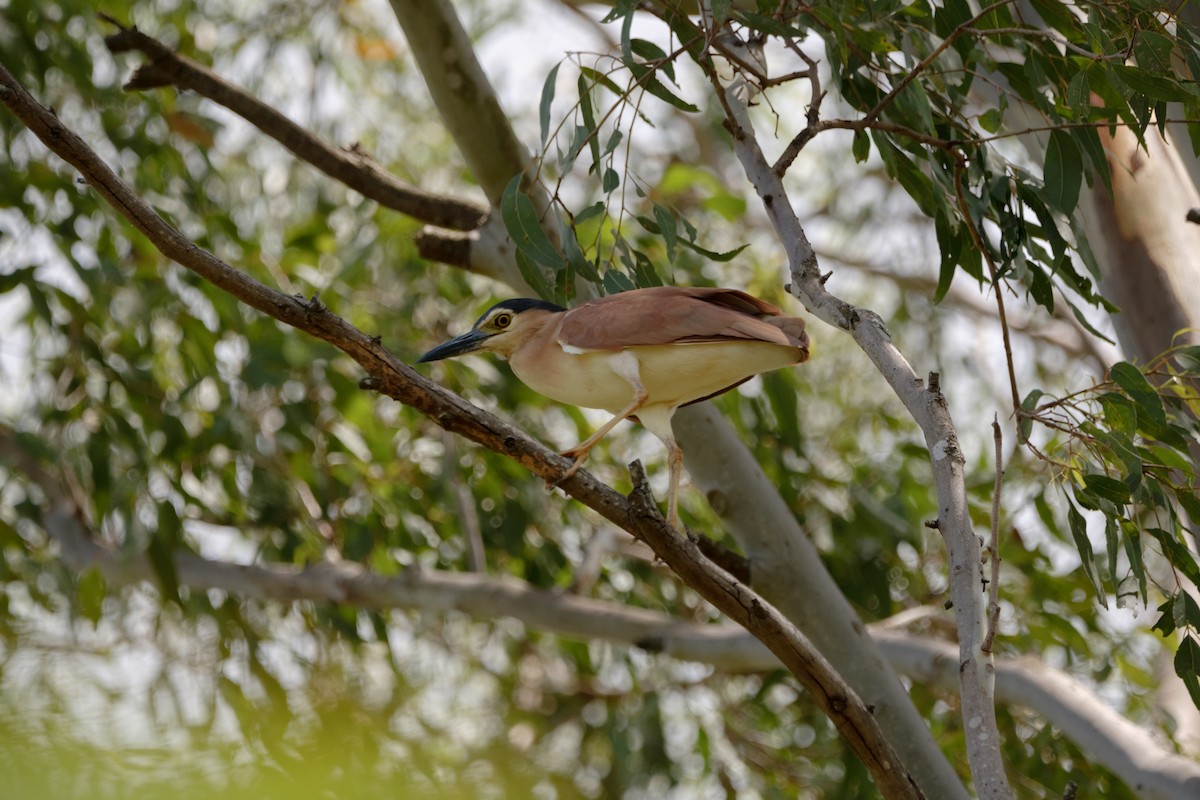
[0,0,1194,798]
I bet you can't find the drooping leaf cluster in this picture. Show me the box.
[1023,349,1200,704]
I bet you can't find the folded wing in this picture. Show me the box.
[557,286,810,357]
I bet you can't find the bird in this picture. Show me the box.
[417,285,811,530]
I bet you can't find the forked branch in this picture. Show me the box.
[0,63,921,800]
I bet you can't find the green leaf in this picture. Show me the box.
[852,129,870,163]
[630,64,700,113]
[602,167,620,193]
[77,568,107,627]
[539,63,561,147]
[630,39,674,83]
[1067,500,1107,606]
[733,11,806,37]
[147,503,182,604]
[1148,527,1200,586]
[1018,388,1045,443]
[560,222,600,283]
[1043,129,1082,214]
[577,76,602,172]
[631,249,663,288]
[1110,361,1166,426]
[579,67,623,97]
[1066,68,1091,119]
[1114,64,1190,103]
[1028,264,1053,311]
[602,129,624,157]
[1174,636,1200,712]
[1105,517,1120,592]
[677,238,749,263]
[515,249,554,302]
[762,371,801,453]
[1155,596,1178,635]
[1175,489,1200,533]
[874,135,937,215]
[500,175,562,271]
[1044,612,1091,654]
[1097,392,1137,437]
[1123,523,1147,605]
[602,270,635,294]
[933,212,959,304]
[978,108,1002,133]
[573,202,606,226]
[564,124,592,165]
[1182,591,1200,632]
[892,82,935,135]
[1071,125,1112,195]
[1083,473,1131,505]
[1030,0,1080,35]
[1173,345,1200,374]
[653,203,678,264]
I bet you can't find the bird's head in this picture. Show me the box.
[417,298,567,363]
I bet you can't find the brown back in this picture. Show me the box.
[557,286,810,354]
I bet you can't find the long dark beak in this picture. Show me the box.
[417,329,490,363]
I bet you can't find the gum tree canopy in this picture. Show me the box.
[2,1,1200,798]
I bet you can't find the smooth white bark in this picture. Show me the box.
[715,57,1011,800]
[384,3,967,794]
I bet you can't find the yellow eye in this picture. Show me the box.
[493,312,513,328]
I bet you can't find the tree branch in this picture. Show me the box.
[671,405,970,799]
[953,158,1021,417]
[622,463,922,800]
[101,18,488,232]
[639,621,1200,799]
[982,417,1003,654]
[379,5,964,793]
[876,632,1200,800]
[706,40,1013,800]
[10,415,1195,799]
[0,64,921,800]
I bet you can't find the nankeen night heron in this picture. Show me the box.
[417,286,811,529]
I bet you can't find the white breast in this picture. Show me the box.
[509,340,801,414]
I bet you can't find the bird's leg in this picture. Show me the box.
[633,405,684,531]
[664,436,684,531]
[556,352,646,483]
[557,388,647,481]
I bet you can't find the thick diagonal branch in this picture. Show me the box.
[0,64,920,799]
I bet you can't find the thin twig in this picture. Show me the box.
[982,415,1003,654]
[773,40,825,174]
[863,0,1018,125]
[953,159,1022,417]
